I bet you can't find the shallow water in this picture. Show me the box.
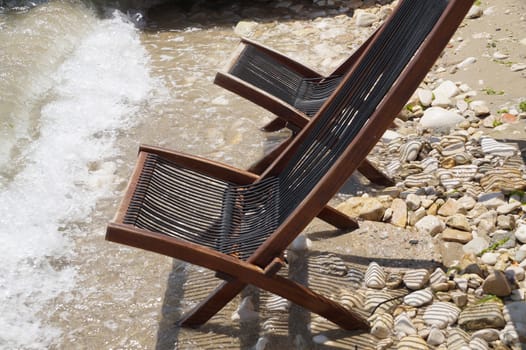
[0,1,289,348]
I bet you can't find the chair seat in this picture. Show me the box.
[123,153,280,260]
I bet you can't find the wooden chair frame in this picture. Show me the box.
[106,0,473,333]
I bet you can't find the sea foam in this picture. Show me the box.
[0,6,155,348]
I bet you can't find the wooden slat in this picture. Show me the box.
[138,144,258,185]
[113,152,149,223]
[214,72,309,130]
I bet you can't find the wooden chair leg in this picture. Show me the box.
[180,280,247,327]
[318,206,358,230]
[261,117,288,132]
[358,159,394,186]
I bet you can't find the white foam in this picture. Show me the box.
[0,9,156,349]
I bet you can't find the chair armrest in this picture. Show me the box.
[138,144,259,185]
[214,72,309,131]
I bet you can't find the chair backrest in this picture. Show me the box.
[241,0,472,265]
[274,0,447,219]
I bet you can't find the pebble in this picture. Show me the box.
[463,236,490,256]
[467,5,483,19]
[370,312,393,339]
[420,107,464,131]
[433,80,460,99]
[397,335,428,350]
[443,230,473,246]
[415,215,445,236]
[505,265,525,281]
[438,198,460,217]
[354,10,377,27]
[470,100,491,117]
[458,302,506,330]
[417,88,433,107]
[423,301,461,329]
[480,252,499,265]
[511,63,526,72]
[482,270,512,296]
[446,214,472,231]
[515,223,526,244]
[480,137,518,157]
[403,288,433,307]
[405,193,421,211]
[429,268,447,285]
[426,327,445,346]
[390,198,408,228]
[471,328,501,342]
[365,261,386,289]
[403,269,430,290]
[394,312,417,337]
[450,290,468,307]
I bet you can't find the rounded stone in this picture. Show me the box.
[415,215,445,237]
[480,252,499,265]
[515,224,526,244]
[442,228,473,244]
[403,269,430,290]
[423,301,461,329]
[482,270,512,297]
[458,302,506,330]
[420,107,464,131]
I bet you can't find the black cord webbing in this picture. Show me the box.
[124,155,280,260]
[231,45,304,107]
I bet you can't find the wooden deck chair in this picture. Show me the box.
[106,0,473,331]
[214,16,391,182]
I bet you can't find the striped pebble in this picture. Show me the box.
[446,327,469,349]
[396,335,428,350]
[340,289,365,310]
[440,141,466,156]
[394,312,417,337]
[264,294,290,312]
[423,302,461,329]
[400,139,422,163]
[457,302,505,330]
[404,173,437,187]
[385,272,403,289]
[421,157,439,173]
[429,267,448,285]
[469,337,490,350]
[369,312,394,339]
[364,290,399,313]
[480,167,526,192]
[403,288,433,307]
[403,269,430,290]
[347,267,365,287]
[365,262,386,289]
[480,137,518,157]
